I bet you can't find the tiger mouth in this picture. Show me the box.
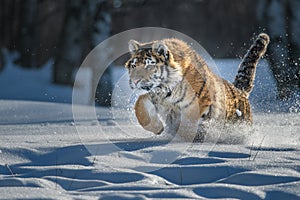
[140,84,154,91]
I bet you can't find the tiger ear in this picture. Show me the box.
[152,41,169,59]
[128,40,140,54]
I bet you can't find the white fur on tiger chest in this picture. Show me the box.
[142,89,210,142]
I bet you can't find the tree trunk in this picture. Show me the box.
[287,0,300,93]
[15,0,38,68]
[53,0,112,106]
[0,49,4,72]
[257,0,300,99]
[53,0,87,85]
[89,1,112,106]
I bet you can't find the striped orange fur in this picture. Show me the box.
[125,34,269,142]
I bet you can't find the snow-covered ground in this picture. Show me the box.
[0,51,72,103]
[0,100,299,199]
[0,51,300,199]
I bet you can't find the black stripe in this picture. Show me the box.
[241,60,256,66]
[182,95,197,109]
[196,79,206,97]
[164,66,170,78]
[196,72,207,97]
[159,65,164,78]
[149,77,157,86]
[233,100,237,112]
[202,105,212,120]
[246,101,251,116]
[208,105,212,118]
[228,84,236,99]
[174,84,187,104]
[239,101,244,119]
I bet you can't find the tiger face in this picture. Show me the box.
[125,40,181,93]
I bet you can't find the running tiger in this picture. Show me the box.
[125,33,270,142]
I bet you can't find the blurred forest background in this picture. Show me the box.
[0,0,299,106]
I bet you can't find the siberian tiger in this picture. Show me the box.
[124,33,270,142]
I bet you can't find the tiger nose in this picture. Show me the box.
[133,79,141,85]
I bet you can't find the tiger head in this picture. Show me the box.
[125,40,181,92]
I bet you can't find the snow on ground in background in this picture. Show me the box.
[0,101,299,199]
[0,50,73,103]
